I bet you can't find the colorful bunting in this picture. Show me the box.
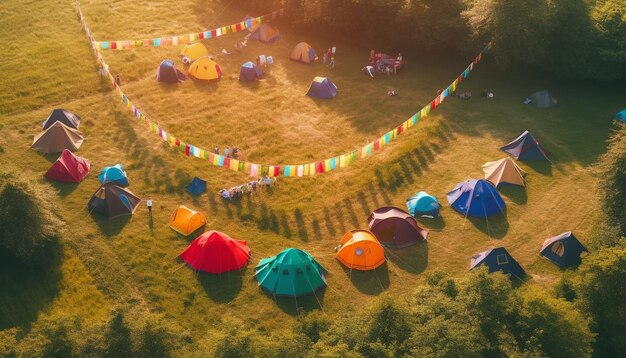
[77,3,489,178]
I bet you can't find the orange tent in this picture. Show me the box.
[336,230,386,271]
[169,205,207,235]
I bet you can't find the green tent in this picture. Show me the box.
[255,248,327,297]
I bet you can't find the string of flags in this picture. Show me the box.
[94,9,284,50]
[78,2,492,178]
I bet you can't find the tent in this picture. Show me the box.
[406,191,440,218]
[45,149,90,183]
[187,57,222,81]
[500,130,548,161]
[179,231,251,273]
[179,43,209,62]
[87,183,140,218]
[306,77,337,99]
[540,231,587,268]
[239,61,263,81]
[186,177,207,196]
[31,121,84,154]
[336,230,386,271]
[526,90,557,109]
[255,248,327,297]
[98,164,128,187]
[368,206,428,248]
[470,247,525,278]
[446,179,505,218]
[482,158,527,187]
[249,23,280,43]
[42,109,80,130]
[169,205,207,236]
[156,59,186,83]
[615,109,626,122]
[290,42,316,64]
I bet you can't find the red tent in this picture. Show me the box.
[179,231,251,273]
[45,149,90,183]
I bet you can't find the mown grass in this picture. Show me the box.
[1,0,624,348]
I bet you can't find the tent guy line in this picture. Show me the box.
[77,2,491,178]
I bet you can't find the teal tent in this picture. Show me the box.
[406,191,440,218]
[98,163,128,186]
[615,109,626,123]
[255,248,327,297]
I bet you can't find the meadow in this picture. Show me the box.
[1,0,624,351]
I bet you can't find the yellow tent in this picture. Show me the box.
[336,230,386,271]
[169,205,207,235]
[187,57,222,80]
[482,158,527,187]
[290,42,316,64]
[179,43,209,62]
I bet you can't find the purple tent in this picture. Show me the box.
[368,206,428,248]
[500,130,548,161]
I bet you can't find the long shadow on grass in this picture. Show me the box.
[49,181,79,197]
[0,241,63,331]
[468,214,509,239]
[90,213,132,237]
[524,160,552,177]
[385,241,429,274]
[273,288,326,316]
[343,263,390,295]
[417,216,446,230]
[498,185,527,205]
[197,269,244,303]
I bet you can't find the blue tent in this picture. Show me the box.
[406,191,440,218]
[186,177,207,196]
[615,109,626,122]
[446,179,505,218]
[98,164,128,187]
[470,247,525,278]
[540,232,587,268]
[239,61,263,81]
[500,130,548,161]
[307,77,337,99]
[156,60,186,83]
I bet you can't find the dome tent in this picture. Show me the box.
[42,108,80,130]
[169,205,207,236]
[406,191,440,218]
[306,77,337,99]
[45,149,90,183]
[98,163,128,187]
[336,230,386,271]
[368,206,428,248]
[470,247,525,278]
[185,177,207,196]
[87,183,140,218]
[179,43,209,63]
[255,248,327,297]
[249,23,280,43]
[156,59,187,83]
[239,61,263,81]
[290,42,316,64]
[179,231,250,273]
[540,231,587,268]
[446,179,505,218]
[188,57,222,81]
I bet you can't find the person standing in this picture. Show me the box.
[147,198,153,215]
[213,146,219,154]
[330,57,336,69]
[331,45,336,56]
[224,147,230,158]
[115,74,121,87]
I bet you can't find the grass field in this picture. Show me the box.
[1,0,624,349]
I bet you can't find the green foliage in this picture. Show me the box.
[518,288,594,358]
[0,172,62,265]
[596,127,626,241]
[297,311,330,343]
[574,246,626,357]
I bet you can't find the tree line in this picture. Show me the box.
[233,0,625,81]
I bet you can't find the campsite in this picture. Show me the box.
[1,0,625,356]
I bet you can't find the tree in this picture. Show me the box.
[574,246,626,357]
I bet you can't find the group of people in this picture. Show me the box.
[367,50,402,76]
[219,176,277,200]
[213,146,240,158]
[322,46,337,69]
